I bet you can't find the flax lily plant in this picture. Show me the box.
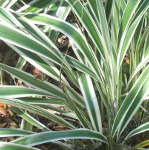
[0,0,149,149]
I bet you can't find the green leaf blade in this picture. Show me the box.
[12,129,108,146]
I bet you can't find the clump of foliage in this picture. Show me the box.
[0,0,149,149]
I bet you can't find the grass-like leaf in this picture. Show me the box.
[0,98,75,129]
[0,128,33,137]
[0,142,39,150]
[124,122,149,141]
[12,129,108,146]
[112,66,149,137]
[78,74,102,133]
[0,63,66,99]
